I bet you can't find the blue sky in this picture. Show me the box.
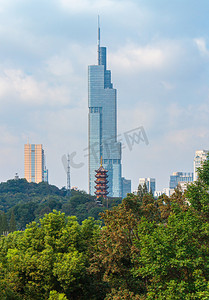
[0,0,209,191]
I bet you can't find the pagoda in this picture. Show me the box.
[95,158,109,199]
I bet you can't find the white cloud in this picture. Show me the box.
[46,55,74,76]
[109,40,183,73]
[166,103,185,127]
[0,0,10,13]
[0,124,23,179]
[30,106,88,188]
[160,80,175,90]
[0,68,72,106]
[111,44,163,71]
[59,0,136,14]
[166,127,209,147]
[194,38,209,57]
[118,102,156,135]
[0,126,19,146]
[0,1,208,191]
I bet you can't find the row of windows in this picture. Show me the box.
[89,107,102,113]
[103,159,121,164]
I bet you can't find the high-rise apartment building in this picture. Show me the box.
[88,20,124,197]
[24,143,48,183]
[169,172,193,189]
[194,150,208,181]
[121,177,131,198]
[139,178,156,194]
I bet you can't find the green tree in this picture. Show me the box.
[105,287,141,299]
[0,211,102,300]
[142,182,148,194]
[133,210,209,299]
[90,194,145,297]
[137,183,148,199]
[137,184,143,198]
[186,154,209,219]
[1,212,8,235]
[0,213,2,235]
[48,290,67,299]
[9,210,16,233]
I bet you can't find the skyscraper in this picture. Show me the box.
[88,19,122,197]
[121,177,131,198]
[24,143,48,183]
[169,172,193,189]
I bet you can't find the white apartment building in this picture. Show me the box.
[194,150,208,181]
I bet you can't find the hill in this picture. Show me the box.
[0,179,121,232]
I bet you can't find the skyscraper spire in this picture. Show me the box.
[97,15,100,65]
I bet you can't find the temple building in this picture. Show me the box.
[95,160,109,199]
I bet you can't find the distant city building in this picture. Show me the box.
[178,181,192,192]
[155,183,191,198]
[162,187,175,197]
[24,143,48,183]
[121,177,131,198]
[194,150,208,181]
[88,19,130,198]
[139,178,156,194]
[169,172,193,189]
[154,190,163,198]
[154,188,178,198]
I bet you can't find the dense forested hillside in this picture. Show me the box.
[0,179,121,232]
[1,158,209,299]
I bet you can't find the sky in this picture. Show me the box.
[0,0,209,192]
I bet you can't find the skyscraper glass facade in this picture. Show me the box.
[169,172,193,189]
[88,30,122,197]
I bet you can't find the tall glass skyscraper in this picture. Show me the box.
[88,20,122,197]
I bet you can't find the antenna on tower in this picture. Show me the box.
[97,15,100,65]
[67,154,71,197]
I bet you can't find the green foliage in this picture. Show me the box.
[1,159,209,298]
[48,290,68,299]
[197,154,209,185]
[133,211,209,299]
[105,288,141,299]
[142,183,148,194]
[9,210,16,233]
[0,179,122,230]
[90,194,146,296]
[0,211,102,299]
[0,211,9,235]
[137,183,148,199]
[137,184,143,198]
[90,160,209,299]
[186,155,209,218]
